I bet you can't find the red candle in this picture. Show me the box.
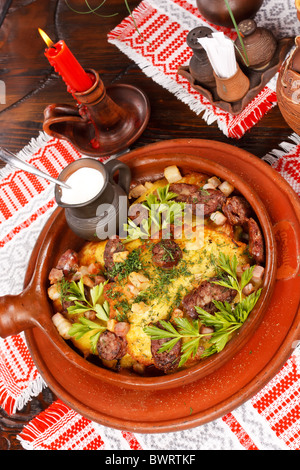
[38,29,94,93]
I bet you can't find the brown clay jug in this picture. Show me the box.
[234,19,277,70]
[196,0,264,28]
[277,37,300,135]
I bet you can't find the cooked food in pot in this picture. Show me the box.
[48,166,265,375]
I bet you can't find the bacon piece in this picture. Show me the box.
[48,268,64,284]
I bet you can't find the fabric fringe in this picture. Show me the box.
[17,399,72,444]
[227,89,277,139]
[0,131,52,179]
[14,375,47,412]
[0,374,46,415]
[262,132,300,165]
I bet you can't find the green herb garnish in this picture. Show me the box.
[145,318,205,368]
[68,317,107,353]
[224,0,250,67]
[107,247,144,280]
[66,278,110,321]
[144,253,262,366]
[211,252,255,302]
[123,184,184,241]
[195,288,261,358]
[65,279,110,353]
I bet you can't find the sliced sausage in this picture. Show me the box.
[152,239,182,269]
[170,183,199,202]
[56,249,79,275]
[170,183,226,216]
[97,330,127,361]
[222,196,252,226]
[182,278,237,319]
[103,235,126,272]
[151,323,182,373]
[194,188,227,217]
[247,217,264,265]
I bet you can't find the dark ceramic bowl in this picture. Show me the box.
[0,141,277,395]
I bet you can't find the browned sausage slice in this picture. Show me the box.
[103,236,126,272]
[151,323,182,373]
[56,249,79,275]
[170,183,226,216]
[152,239,182,269]
[247,218,264,265]
[222,196,252,226]
[182,278,237,319]
[194,188,227,216]
[170,183,199,202]
[97,330,127,361]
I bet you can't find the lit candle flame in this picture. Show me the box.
[38,28,54,48]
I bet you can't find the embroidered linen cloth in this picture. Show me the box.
[107,0,299,139]
[0,134,300,450]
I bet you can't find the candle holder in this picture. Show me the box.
[43,69,150,157]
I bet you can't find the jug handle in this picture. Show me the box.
[105,159,131,195]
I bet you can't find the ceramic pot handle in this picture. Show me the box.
[0,285,40,338]
[105,159,131,195]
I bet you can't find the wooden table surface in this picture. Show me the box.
[0,0,295,450]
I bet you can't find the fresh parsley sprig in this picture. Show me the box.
[65,278,110,354]
[144,318,206,368]
[195,287,261,357]
[66,278,110,321]
[144,253,262,366]
[212,252,255,302]
[123,184,184,241]
[68,317,107,354]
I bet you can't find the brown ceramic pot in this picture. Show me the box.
[196,0,264,28]
[1,140,300,432]
[277,37,300,134]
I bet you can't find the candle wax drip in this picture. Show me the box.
[78,105,101,149]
